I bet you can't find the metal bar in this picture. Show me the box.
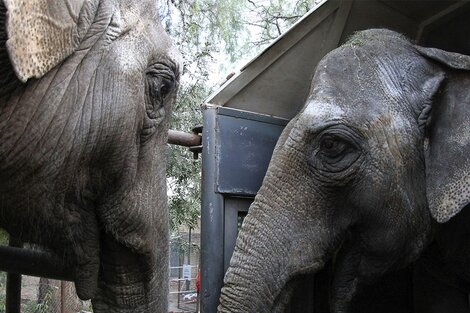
[168,129,202,147]
[61,281,66,313]
[171,278,197,282]
[186,228,192,291]
[6,271,21,313]
[169,290,197,295]
[0,246,73,281]
[170,266,198,269]
[200,107,225,313]
[5,238,22,313]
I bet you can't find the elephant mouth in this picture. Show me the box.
[268,253,335,312]
[271,277,298,312]
[271,273,319,313]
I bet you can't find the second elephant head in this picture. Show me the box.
[219,29,470,313]
[0,0,180,312]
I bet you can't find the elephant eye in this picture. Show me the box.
[156,76,176,100]
[146,64,177,102]
[312,128,362,174]
[141,64,177,143]
[148,76,175,101]
[160,80,172,98]
[319,136,350,159]
[313,133,361,173]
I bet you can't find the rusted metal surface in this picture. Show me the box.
[0,245,73,281]
[168,127,203,159]
[168,129,202,147]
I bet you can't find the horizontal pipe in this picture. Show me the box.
[168,129,202,147]
[0,246,73,281]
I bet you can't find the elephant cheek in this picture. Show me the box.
[90,233,167,313]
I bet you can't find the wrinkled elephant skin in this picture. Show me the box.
[0,0,180,312]
[218,29,470,313]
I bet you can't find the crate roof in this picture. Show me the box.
[205,0,470,119]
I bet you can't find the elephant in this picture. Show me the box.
[0,0,180,312]
[218,29,470,313]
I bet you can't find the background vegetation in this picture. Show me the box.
[0,230,7,311]
[161,0,322,233]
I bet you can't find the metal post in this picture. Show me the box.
[200,106,225,313]
[185,228,192,291]
[60,281,66,313]
[5,238,23,313]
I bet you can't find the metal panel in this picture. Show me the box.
[419,3,470,55]
[216,108,288,196]
[339,0,420,43]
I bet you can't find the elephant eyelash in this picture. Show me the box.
[317,131,358,152]
[146,63,177,81]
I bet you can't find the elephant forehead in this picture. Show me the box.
[301,99,416,148]
[115,0,159,25]
[302,102,345,122]
[105,7,179,73]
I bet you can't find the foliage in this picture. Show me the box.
[167,144,201,233]
[0,229,7,245]
[243,0,321,48]
[160,0,321,232]
[161,0,246,68]
[23,286,55,313]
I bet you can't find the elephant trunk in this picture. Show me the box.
[218,174,333,312]
[91,234,167,313]
[219,205,290,312]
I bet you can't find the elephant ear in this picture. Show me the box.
[416,46,470,223]
[4,0,94,82]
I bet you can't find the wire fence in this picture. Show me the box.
[0,275,91,313]
[169,230,200,313]
[169,265,199,313]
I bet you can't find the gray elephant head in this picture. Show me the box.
[0,0,180,312]
[218,29,470,313]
